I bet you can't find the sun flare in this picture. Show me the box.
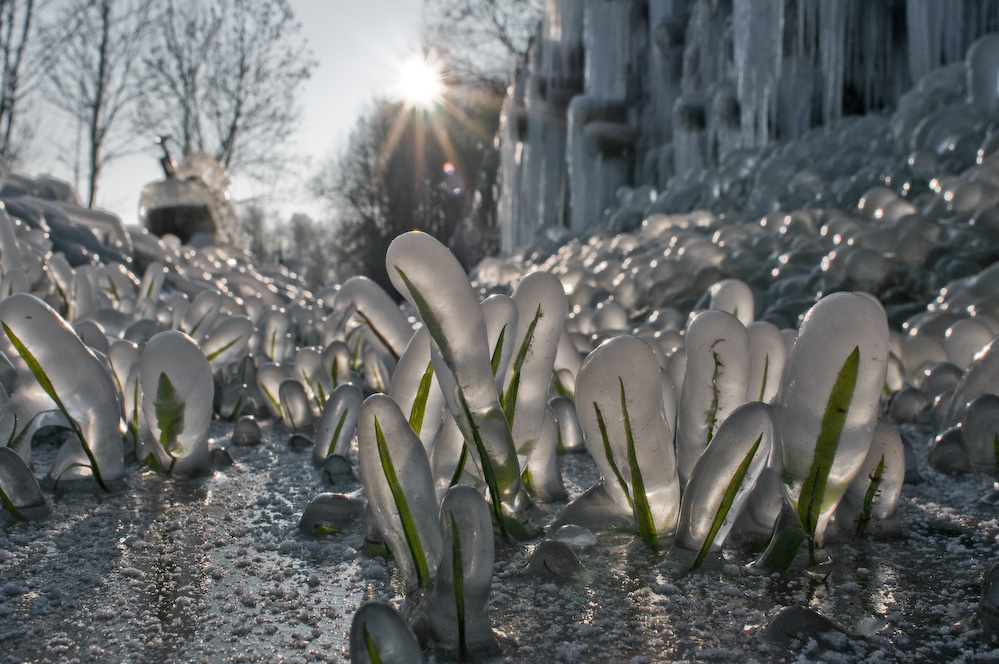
[396,53,444,110]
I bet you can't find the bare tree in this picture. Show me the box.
[135,0,314,183]
[422,0,542,88]
[133,0,222,157]
[47,0,151,206]
[0,0,79,166]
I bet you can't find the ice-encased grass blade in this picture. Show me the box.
[695,434,763,565]
[421,484,498,657]
[154,371,186,455]
[502,304,541,427]
[670,401,773,570]
[410,362,434,435]
[202,315,253,367]
[0,294,123,489]
[746,320,787,403]
[387,231,532,539]
[835,418,905,537]
[387,328,445,453]
[620,378,658,551]
[572,335,680,546]
[375,416,431,589]
[774,292,888,554]
[795,346,858,541]
[333,276,415,362]
[312,382,362,463]
[357,393,442,593]
[0,447,48,520]
[349,601,424,664]
[139,330,214,476]
[502,273,566,459]
[675,310,750,487]
[521,405,566,502]
[451,513,467,657]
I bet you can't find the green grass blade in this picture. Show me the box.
[356,310,402,361]
[693,433,763,569]
[450,512,468,660]
[758,354,769,402]
[502,371,520,427]
[705,350,721,445]
[512,305,542,375]
[0,484,24,520]
[7,412,43,454]
[855,453,885,536]
[456,391,507,537]
[261,383,281,414]
[409,361,434,435]
[501,306,542,428]
[449,444,469,488]
[594,401,634,512]
[362,625,384,664]
[325,409,350,458]
[155,372,186,452]
[205,335,242,362]
[374,416,431,589]
[620,378,658,551]
[2,322,108,491]
[490,325,507,376]
[796,346,860,540]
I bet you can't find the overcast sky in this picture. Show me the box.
[31,0,426,226]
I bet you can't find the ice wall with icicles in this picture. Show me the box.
[496,0,999,252]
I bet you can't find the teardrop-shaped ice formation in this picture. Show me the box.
[550,395,585,453]
[294,347,332,414]
[0,447,49,520]
[420,484,499,657]
[322,340,353,387]
[961,393,999,475]
[388,328,445,454]
[201,315,254,374]
[774,292,889,548]
[708,278,754,325]
[833,418,905,537]
[278,378,315,431]
[179,290,221,341]
[299,492,364,536]
[313,382,363,463]
[255,362,292,419]
[676,310,751,486]
[0,293,123,489]
[231,415,262,446]
[139,330,213,476]
[481,294,518,393]
[502,272,566,458]
[670,401,773,570]
[746,320,787,403]
[357,393,443,593]
[349,601,425,664]
[573,335,680,549]
[386,231,533,538]
[334,276,415,362]
[521,404,566,502]
[254,309,294,363]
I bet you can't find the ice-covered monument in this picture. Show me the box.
[497,0,999,252]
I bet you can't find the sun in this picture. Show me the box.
[395,53,444,110]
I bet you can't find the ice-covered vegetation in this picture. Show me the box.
[6,30,999,664]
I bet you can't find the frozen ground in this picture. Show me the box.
[1,415,998,663]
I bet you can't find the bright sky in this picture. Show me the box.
[31,0,426,226]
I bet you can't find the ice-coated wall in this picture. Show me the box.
[496,0,999,251]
